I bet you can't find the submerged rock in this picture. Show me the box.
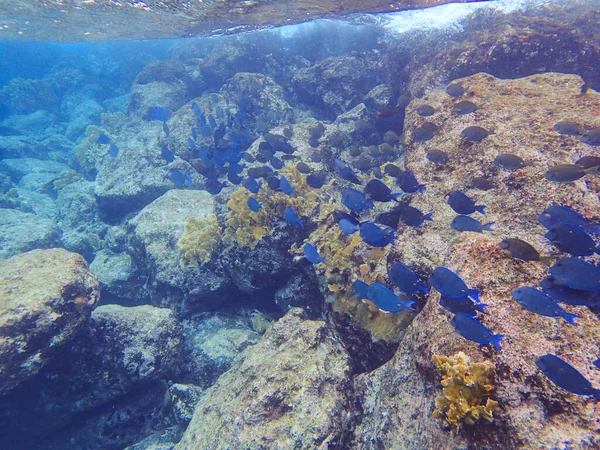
[0,209,60,260]
[0,249,99,394]
[176,308,357,450]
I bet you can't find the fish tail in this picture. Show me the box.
[584,165,600,175]
[593,389,600,400]
[418,283,430,295]
[403,300,416,310]
[583,223,600,234]
[482,222,495,231]
[476,205,486,215]
[424,212,434,221]
[392,193,402,201]
[418,184,426,194]
[468,289,481,303]
[476,303,489,312]
[562,312,579,326]
[490,334,503,351]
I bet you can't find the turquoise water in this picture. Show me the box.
[0,0,599,449]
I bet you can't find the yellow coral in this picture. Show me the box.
[178,214,222,265]
[432,351,498,429]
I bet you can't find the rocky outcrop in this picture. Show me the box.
[176,308,357,450]
[0,248,99,394]
[0,209,60,260]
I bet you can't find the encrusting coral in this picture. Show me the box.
[178,214,221,265]
[432,351,498,429]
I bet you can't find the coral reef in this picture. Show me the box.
[432,351,497,429]
[178,214,221,265]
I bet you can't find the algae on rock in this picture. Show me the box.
[178,214,221,265]
[432,351,497,429]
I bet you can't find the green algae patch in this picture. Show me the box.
[178,214,221,265]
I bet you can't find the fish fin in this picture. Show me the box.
[418,284,430,295]
[562,312,579,326]
[584,165,600,175]
[482,222,495,231]
[539,256,555,267]
[489,334,503,351]
[476,303,489,312]
[392,193,402,201]
[418,184,426,194]
[593,389,600,400]
[468,289,481,303]
[583,223,600,234]
[424,212,434,221]
[476,205,486,215]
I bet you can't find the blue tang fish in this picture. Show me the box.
[451,215,494,233]
[149,106,169,122]
[400,205,433,227]
[539,277,600,307]
[353,280,371,299]
[170,169,187,185]
[334,158,361,185]
[367,283,415,313]
[396,170,425,194]
[451,313,503,350]
[389,263,429,294]
[342,188,374,212]
[247,197,262,212]
[440,296,488,317]
[284,207,303,227]
[96,134,111,145]
[447,190,486,215]
[511,286,578,325]
[243,177,262,194]
[545,223,600,256]
[339,217,360,235]
[205,178,226,194]
[537,205,600,234]
[359,222,395,247]
[536,354,600,399]
[549,258,600,291]
[279,175,294,196]
[161,145,175,162]
[303,243,326,264]
[365,179,401,203]
[429,267,480,302]
[108,143,119,158]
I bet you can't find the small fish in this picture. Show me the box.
[243,177,262,194]
[367,283,415,313]
[376,105,400,118]
[580,128,600,146]
[535,355,600,399]
[334,159,361,185]
[296,162,312,174]
[440,296,488,317]
[576,155,600,169]
[537,205,600,234]
[451,215,493,233]
[426,150,449,164]
[266,175,281,190]
[359,222,395,247]
[447,190,485,215]
[309,123,325,138]
[545,223,600,256]
[149,106,169,122]
[227,171,243,185]
[247,197,262,212]
[446,83,465,97]
[494,153,526,170]
[452,101,477,115]
[511,286,578,325]
[163,122,170,136]
[498,238,540,261]
[429,267,480,301]
[471,176,495,191]
[306,174,326,189]
[399,205,433,227]
[279,175,294,195]
[205,178,226,194]
[353,280,371,299]
[170,169,187,185]
[283,207,303,227]
[549,257,600,291]
[96,134,111,145]
[187,137,196,150]
[339,217,360,235]
[342,188,374,212]
[108,143,119,158]
[161,145,175,162]
[539,277,600,307]
[396,170,425,194]
[415,105,435,116]
[451,313,503,350]
[191,127,197,141]
[389,263,429,294]
[554,121,581,136]
[460,126,489,142]
[365,179,401,203]
[384,164,403,178]
[283,127,293,139]
[303,243,325,264]
[270,156,284,170]
[192,102,202,117]
[544,164,600,182]
[411,122,438,142]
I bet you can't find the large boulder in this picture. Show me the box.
[128,189,230,311]
[176,308,357,450]
[0,248,99,394]
[0,209,60,260]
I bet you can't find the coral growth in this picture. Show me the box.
[432,352,497,429]
[178,214,221,265]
